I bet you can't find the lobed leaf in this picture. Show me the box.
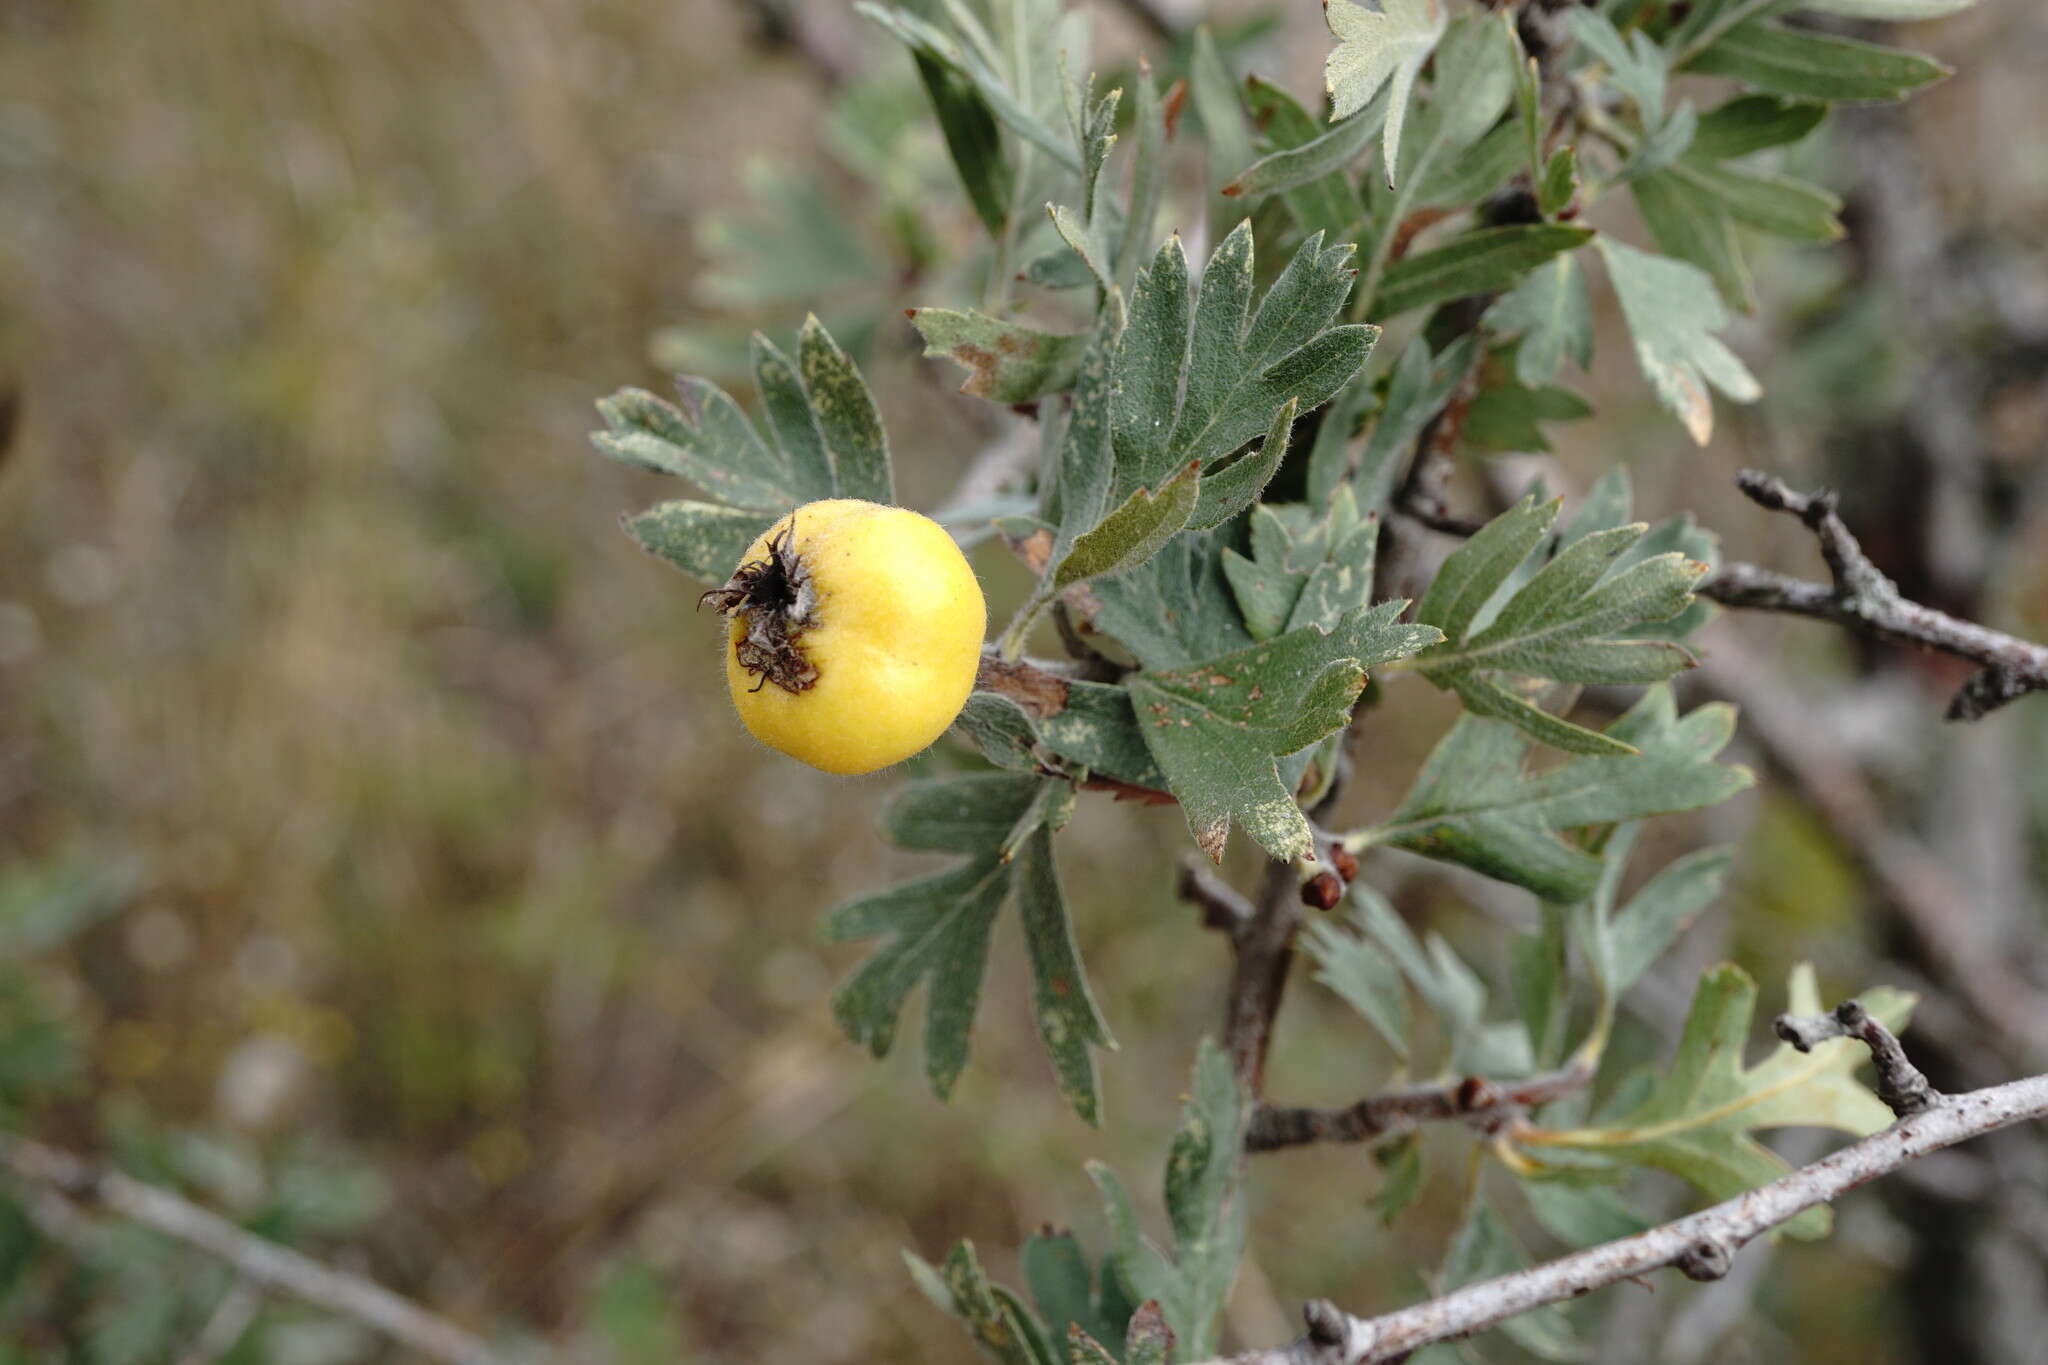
[909,309,1090,402]
[1130,603,1441,862]
[1528,964,1915,1238]
[1221,487,1378,642]
[1323,0,1448,186]
[621,501,775,584]
[1015,826,1116,1124]
[824,774,1109,1119]
[1354,686,1754,901]
[1087,1041,1247,1359]
[1597,237,1760,444]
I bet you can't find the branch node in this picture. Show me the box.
[1775,997,1940,1118]
[1304,1298,1349,1347]
[1676,1239,1734,1282]
[1707,470,2048,722]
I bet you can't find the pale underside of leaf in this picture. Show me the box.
[1324,0,1447,186]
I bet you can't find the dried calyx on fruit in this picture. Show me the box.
[705,499,987,776]
[700,520,821,693]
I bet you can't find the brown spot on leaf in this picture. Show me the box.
[1162,80,1189,139]
[975,653,1071,719]
[1006,525,1055,574]
[950,342,999,398]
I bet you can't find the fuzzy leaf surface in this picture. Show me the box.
[910,309,1089,402]
[1239,78,1366,236]
[1221,488,1378,642]
[1015,825,1116,1122]
[1131,604,1440,861]
[1324,0,1448,185]
[621,502,776,584]
[1115,227,1377,501]
[1088,532,1255,673]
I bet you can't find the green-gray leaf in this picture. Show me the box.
[1238,78,1368,235]
[1117,227,1378,499]
[1690,94,1827,159]
[1324,0,1448,186]
[1131,604,1441,861]
[1411,495,1707,752]
[1487,255,1594,388]
[1372,224,1595,320]
[1015,826,1115,1124]
[1687,21,1948,102]
[1531,964,1914,1238]
[1087,1041,1245,1360]
[1597,237,1760,444]
[1354,686,1755,900]
[910,308,1089,402]
[825,774,1108,1119]
[800,314,894,503]
[621,501,775,584]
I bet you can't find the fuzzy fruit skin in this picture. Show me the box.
[726,499,985,775]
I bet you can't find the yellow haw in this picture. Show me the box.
[703,499,986,775]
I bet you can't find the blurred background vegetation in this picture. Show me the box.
[2,0,2046,1361]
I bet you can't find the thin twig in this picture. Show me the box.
[1246,1061,1593,1154]
[1701,471,2048,719]
[1223,860,1305,1096]
[0,1133,507,1365]
[1774,998,1939,1118]
[1691,635,2048,1067]
[1181,858,1256,940]
[1187,1069,2048,1364]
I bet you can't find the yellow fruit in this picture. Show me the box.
[703,499,986,775]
